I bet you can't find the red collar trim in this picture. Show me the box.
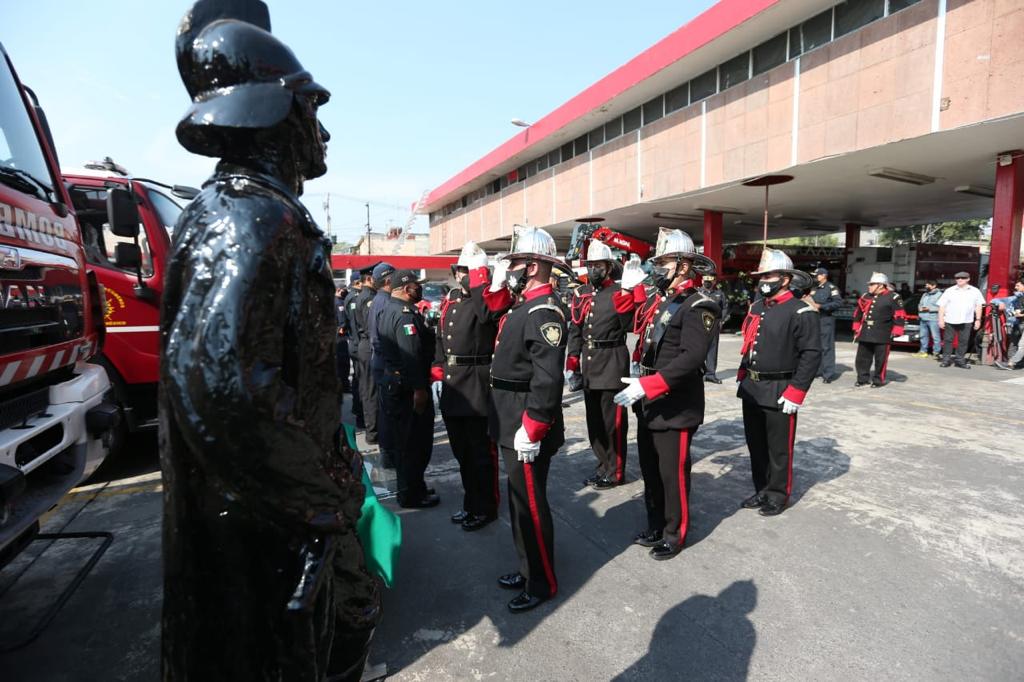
[767,290,794,306]
[600,278,614,289]
[523,283,554,302]
[669,279,694,296]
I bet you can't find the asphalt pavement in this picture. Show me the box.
[1,335,1022,681]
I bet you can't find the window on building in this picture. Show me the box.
[574,134,589,157]
[642,96,664,125]
[491,178,501,194]
[834,0,884,37]
[665,83,689,113]
[790,9,833,58]
[561,141,574,162]
[604,116,622,141]
[536,154,548,172]
[499,175,509,190]
[516,165,527,183]
[589,126,604,148]
[888,0,921,11]
[689,68,718,102]
[548,149,561,167]
[623,106,642,134]
[526,161,537,179]
[719,52,751,90]
[753,32,788,75]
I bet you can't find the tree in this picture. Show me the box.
[331,240,354,254]
[878,219,986,246]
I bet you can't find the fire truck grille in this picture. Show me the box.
[0,385,50,431]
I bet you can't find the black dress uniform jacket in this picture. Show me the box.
[638,287,720,430]
[737,292,822,408]
[489,286,568,451]
[853,290,905,343]
[567,281,635,390]
[351,286,375,360]
[433,282,500,417]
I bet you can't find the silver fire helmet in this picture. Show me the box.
[584,241,614,263]
[507,224,563,267]
[652,227,715,274]
[868,272,890,285]
[456,241,488,268]
[751,247,812,288]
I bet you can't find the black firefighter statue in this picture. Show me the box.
[159,2,380,679]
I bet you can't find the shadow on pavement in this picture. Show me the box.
[613,580,757,681]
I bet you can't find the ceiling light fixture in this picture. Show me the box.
[652,211,702,221]
[867,167,935,185]
[953,184,995,198]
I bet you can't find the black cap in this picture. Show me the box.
[392,269,422,287]
[358,262,379,276]
[371,262,396,286]
[954,271,969,279]
[814,266,829,275]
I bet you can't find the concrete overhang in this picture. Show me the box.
[468,113,1023,253]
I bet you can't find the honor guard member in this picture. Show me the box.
[335,282,352,393]
[614,228,719,561]
[347,274,364,425]
[852,272,905,387]
[808,266,843,383]
[378,270,440,508]
[352,264,378,439]
[488,226,567,613]
[369,262,396,463]
[699,271,730,384]
[566,243,645,489]
[736,249,821,516]
[431,242,502,532]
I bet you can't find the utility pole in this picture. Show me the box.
[365,202,371,254]
[322,193,331,245]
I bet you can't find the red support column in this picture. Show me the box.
[703,210,723,274]
[841,223,860,294]
[990,151,1024,298]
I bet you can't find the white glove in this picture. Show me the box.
[513,425,541,463]
[614,377,646,407]
[777,396,799,414]
[620,255,646,290]
[629,361,641,378]
[489,259,510,292]
[432,381,442,405]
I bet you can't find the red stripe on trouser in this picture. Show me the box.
[523,461,557,596]
[677,430,690,548]
[614,405,624,482]
[785,414,797,498]
[490,441,500,507]
[879,344,890,383]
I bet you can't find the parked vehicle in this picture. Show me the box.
[0,44,117,567]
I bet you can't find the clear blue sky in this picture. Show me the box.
[5,1,716,243]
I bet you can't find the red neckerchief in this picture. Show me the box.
[740,289,794,355]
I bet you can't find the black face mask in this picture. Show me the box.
[759,278,784,298]
[407,285,423,303]
[652,264,675,293]
[507,267,529,295]
[587,265,608,285]
[460,275,471,291]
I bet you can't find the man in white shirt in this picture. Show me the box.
[937,271,986,368]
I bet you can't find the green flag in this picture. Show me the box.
[344,423,401,587]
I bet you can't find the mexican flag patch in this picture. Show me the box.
[402,324,417,336]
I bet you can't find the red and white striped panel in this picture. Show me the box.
[0,338,96,388]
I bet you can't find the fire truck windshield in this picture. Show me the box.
[143,185,185,236]
[0,54,55,202]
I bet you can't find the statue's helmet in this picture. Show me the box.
[653,227,715,274]
[175,18,330,158]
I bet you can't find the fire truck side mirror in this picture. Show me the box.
[114,243,142,270]
[106,187,140,238]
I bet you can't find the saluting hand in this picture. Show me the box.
[620,255,646,290]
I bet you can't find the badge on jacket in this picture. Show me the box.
[702,311,716,332]
[540,322,562,346]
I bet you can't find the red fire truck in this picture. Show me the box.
[0,45,117,566]
[62,161,198,459]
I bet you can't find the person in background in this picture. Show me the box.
[351,265,377,437]
[335,284,352,393]
[899,282,912,300]
[347,275,364,426]
[852,273,905,387]
[937,271,985,369]
[993,280,1024,370]
[914,279,943,358]
[369,262,396,461]
[807,266,843,383]
[700,271,730,385]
